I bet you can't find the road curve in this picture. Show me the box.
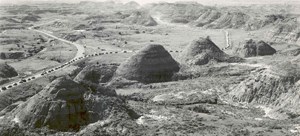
[0,27,182,92]
[29,28,85,58]
[0,27,86,92]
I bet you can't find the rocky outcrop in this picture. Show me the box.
[73,24,88,30]
[181,37,242,65]
[21,14,41,22]
[62,33,86,42]
[152,89,218,105]
[245,14,290,30]
[0,52,24,59]
[150,3,297,30]
[266,21,300,44]
[230,62,300,113]
[10,77,88,131]
[1,76,139,132]
[193,9,221,27]
[150,2,206,24]
[115,44,180,83]
[204,12,249,29]
[74,64,118,86]
[274,81,300,114]
[124,1,140,8]
[0,62,18,78]
[123,11,157,26]
[234,39,276,57]
[280,48,300,56]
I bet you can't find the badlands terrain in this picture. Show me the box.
[0,0,300,135]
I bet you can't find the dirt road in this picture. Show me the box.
[0,27,86,92]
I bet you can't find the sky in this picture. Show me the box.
[0,0,299,5]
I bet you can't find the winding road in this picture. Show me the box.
[0,23,183,92]
[0,26,122,91]
[0,27,87,91]
[30,28,85,59]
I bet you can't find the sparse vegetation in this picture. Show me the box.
[0,1,299,136]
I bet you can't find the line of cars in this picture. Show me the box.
[0,50,130,92]
[169,50,181,53]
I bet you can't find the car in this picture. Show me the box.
[115,52,118,53]
[27,78,31,81]
[31,77,35,79]
[123,51,127,53]
[105,52,109,54]
[170,50,173,52]
[110,52,113,54]
[1,87,7,90]
[8,85,12,88]
[22,79,27,82]
[13,83,17,86]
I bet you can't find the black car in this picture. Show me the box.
[1,87,6,90]
[123,51,127,53]
[13,83,17,86]
[7,85,12,88]
[22,79,27,82]
[32,77,35,79]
